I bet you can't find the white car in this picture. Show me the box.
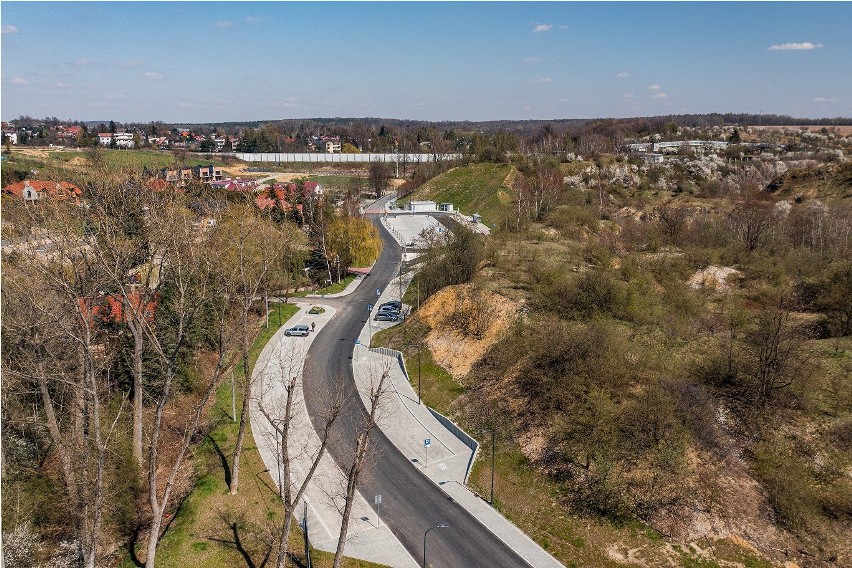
[284,324,310,337]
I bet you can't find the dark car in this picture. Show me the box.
[284,324,310,337]
[380,300,402,311]
[374,312,399,322]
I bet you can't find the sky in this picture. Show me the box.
[1,1,851,123]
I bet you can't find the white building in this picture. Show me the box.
[98,132,135,148]
[3,131,18,145]
[408,200,437,212]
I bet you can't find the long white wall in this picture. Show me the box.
[220,152,463,163]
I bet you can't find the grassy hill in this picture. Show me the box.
[408,163,515,226]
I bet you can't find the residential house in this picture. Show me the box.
[193,164,224,182]
[3,131,18,145]
[113,132,135,148]
[3,179,83,203]
[97,133,113,146]
[78,291,158,330]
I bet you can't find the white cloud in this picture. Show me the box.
[532,24,553,33]
[648,84,661,91]
[622,93,634,99]
[2,25,18,34]
[530,77,553,84]
[12,77,29,85]
[143,72,164,80]
[73,58,91,67]
[214,20,234,29]
[814,97,839,102]
[114,60,142,68]
[768,42,824,51]
[523,57,543,63]
[652,92,668,99]
[616,72,630,78]
[244,16,261,23]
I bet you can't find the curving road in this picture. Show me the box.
[301,214,531,567]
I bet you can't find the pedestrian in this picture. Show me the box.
[311,322,316,333]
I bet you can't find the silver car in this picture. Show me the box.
[284,324,310,337]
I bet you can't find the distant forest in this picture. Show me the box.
[64,113,851,136]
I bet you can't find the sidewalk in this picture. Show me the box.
[251,302,418,567]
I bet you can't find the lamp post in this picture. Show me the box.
[479,429,496,506]
[423,523,448,567]
[418,343,422,405]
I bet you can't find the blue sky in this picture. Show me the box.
[2,2,850,123]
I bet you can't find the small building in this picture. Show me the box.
[438,203,454,212]
[193,164,224,182]
[3,179,82,203]
[408,200,436,213]
[97,133,113,146]
[113,132,134,148]
[471,213,482,224]
[642,153,664,165]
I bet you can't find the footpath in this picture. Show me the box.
[250,209,562,568]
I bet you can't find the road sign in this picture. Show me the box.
[368,303,373,311]
[375,494,382,504]
[355,339,361,345]
[376,288,381,297]
[424,438,431,447]
[375,494,382,528]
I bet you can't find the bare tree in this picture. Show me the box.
[209,206,286,496]
[332,365,390,568]
[254,344,342,568]
[1,199,120,568]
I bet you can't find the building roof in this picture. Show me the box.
[3,179,82,200]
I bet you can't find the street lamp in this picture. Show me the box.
[479,429,496,506]
[423,523,449,567]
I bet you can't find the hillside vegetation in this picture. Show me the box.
[379,155,852,568]
[407,162,515,225]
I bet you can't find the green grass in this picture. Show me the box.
[408,162,515,226]
[293,273,357,297]
[49,149,228,172]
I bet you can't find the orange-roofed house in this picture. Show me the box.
[77,291,159,330]
[3,180,82,203]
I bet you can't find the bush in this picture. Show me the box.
[538,270,628,320]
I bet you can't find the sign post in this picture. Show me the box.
[424,438,431,468]
[375,494,382,528]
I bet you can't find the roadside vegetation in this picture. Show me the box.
[374,133,852,568]
[1,157,383,566]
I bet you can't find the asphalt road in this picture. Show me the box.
[302,215,531,568]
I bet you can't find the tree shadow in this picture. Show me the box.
[124,525,145,567]
[208,434,232,487]
[207,520,275,568]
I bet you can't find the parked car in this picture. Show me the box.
[377,307,400,317]
[284,324,310,337]
[380,300,402,311]
[374,312,399,322]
